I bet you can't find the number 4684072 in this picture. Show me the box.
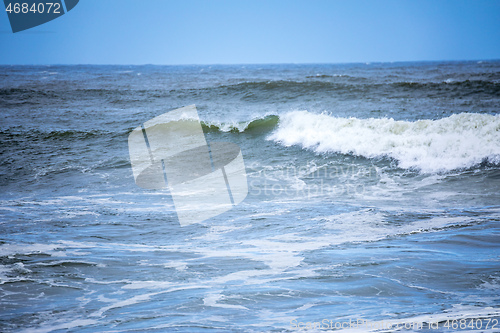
[5,2,61,14]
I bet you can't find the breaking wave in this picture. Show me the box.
[201,114,279,133]
[269,111,500,173]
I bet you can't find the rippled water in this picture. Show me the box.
[1,62,500,332]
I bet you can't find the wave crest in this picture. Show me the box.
[269,111,500,173]
[201,114,279,133]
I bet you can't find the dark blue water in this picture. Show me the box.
[1,62,500,332]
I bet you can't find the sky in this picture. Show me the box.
[0,0,499,65]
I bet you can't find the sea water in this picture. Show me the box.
[1,61,499,332]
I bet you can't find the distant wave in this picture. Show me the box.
[305,74,354,79]
[0,128,122,141]
[1,78,498,102]
[393,79,500,91]
[204,78,499,93]
[269,111,500,173]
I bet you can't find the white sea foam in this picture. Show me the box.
[269,111,500,173]
[18,319,98,333]
[0,243,67,257]
[203,293,248,310]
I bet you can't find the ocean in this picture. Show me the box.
[0,61,499,332]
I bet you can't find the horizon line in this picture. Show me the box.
[1,58,499,67]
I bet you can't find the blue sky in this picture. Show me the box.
[1,0,499,64]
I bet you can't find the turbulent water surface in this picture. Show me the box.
[1,62,500,332]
